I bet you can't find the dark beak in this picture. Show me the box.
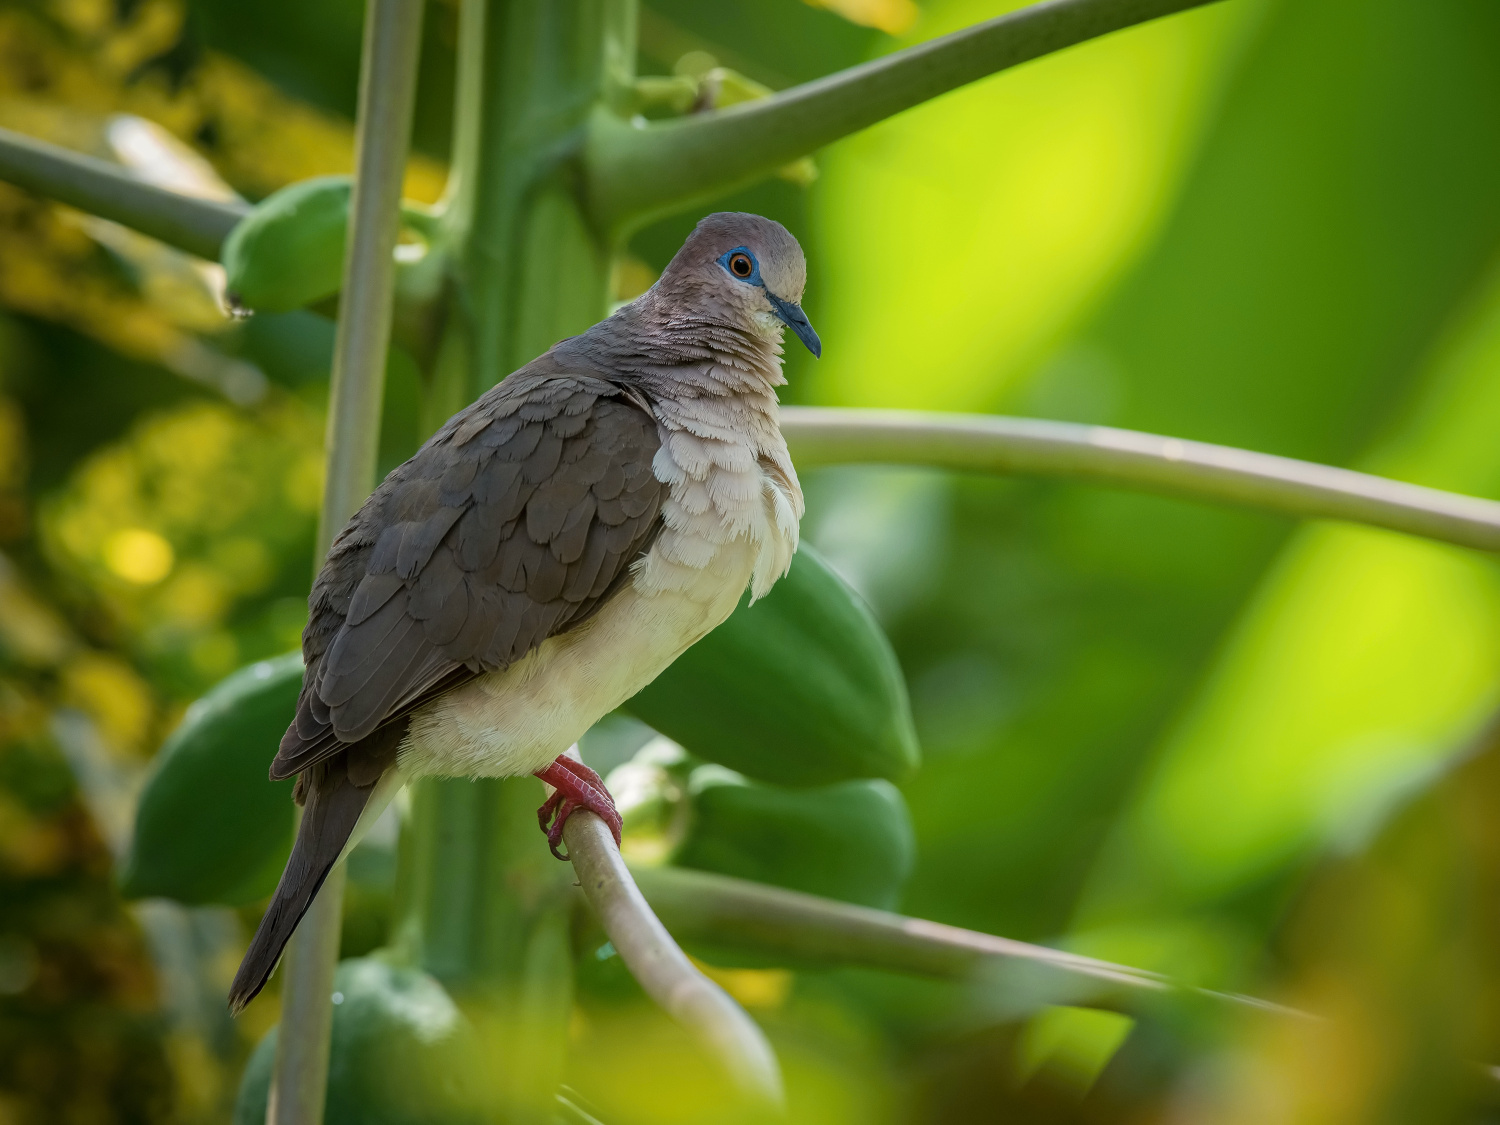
[766,291,822,358]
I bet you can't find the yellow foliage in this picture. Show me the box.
[688,957,793,1010]
[188,52,447,204]
[103,528,174,586]
[0,556,72,668]
[0,0,446,381]
[42,396,323,652]
[0,791,70,877]
[60,651,154,756]
[804,0,919,36]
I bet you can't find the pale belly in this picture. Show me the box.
[396,534,759,780]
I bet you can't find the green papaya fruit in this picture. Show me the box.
[234,958,497,1125]
[221,178,432,314]
[627,546,920,787]
[222,176,353,313]
[673,767,915,911]
[120,653,301,905]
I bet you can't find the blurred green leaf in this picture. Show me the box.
[883,0,1500,948]
[674,768,914,910]
[121,653,299,905]
[1070,259,1500,981]
[1182,720,1500,1121]
[628,545,920,787]
[809,0,1239,412]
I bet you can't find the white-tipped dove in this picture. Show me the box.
[229,212,819,1012]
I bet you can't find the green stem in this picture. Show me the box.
[0,126,247,259]
[585,0,1222,233]
[317,4,427,547]
[269,869,347,1125]
[270,2,426,1124]
[456,0,622,396]
[635,866,1308,1021]
[781,407,1500,553]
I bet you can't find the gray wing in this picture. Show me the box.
[270,371,664,781]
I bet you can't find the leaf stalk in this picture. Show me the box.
[564,813,786,1108]
[636,866,1310,1021]
[782,407,1500,553]
[585,0,1222,233]
[0,125,247,259]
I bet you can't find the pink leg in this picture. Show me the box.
[534,756,622,861]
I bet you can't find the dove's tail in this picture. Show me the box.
[228,755,400,1014]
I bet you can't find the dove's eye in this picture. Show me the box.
[718,247,762,284]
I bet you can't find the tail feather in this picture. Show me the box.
[228,758,370,1014]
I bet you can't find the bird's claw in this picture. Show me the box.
[534,756,622,860]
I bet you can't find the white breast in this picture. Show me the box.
[398,420,803,781]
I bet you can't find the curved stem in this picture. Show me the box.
[563,812,786,1108]
[0,126,247,259]
[634,866,1308,1021]
[269,3,426,1125]
[781,407,1500,554]
[586,0,1220,232]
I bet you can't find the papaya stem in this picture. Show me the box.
[781,407,1500,554]
[585,0,1222,233]
[633,867,1309,1021]
[0,126,247,259]
[269,2,426,1125]
[562,811,786,1108]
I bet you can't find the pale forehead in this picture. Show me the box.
[680,211,806,292]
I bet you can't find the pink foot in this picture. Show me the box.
[534,756,622,860]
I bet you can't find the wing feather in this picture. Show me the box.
[269,368,665,781]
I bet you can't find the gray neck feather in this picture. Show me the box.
[550,288,787,417]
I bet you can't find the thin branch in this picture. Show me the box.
[0,126,247,259]
[563,812,786,1108]
[585,0,1221,232]
[781,407,1500,554]
[634,866,1308,1021]
[268,2,426,1124]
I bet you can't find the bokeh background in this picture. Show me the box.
[4,0,1500,1121]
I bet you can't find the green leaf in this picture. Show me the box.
[674,768,915,910]
[877,0,1500,947]
[627,545,920,787]
[120,653,301,906]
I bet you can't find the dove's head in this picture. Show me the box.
[656,212,821,358]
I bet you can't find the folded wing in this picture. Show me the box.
[270,370,664,781]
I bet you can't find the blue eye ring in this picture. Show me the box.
[718,247,761,285]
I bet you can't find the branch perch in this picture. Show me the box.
[587,0,1222,230]
[0,126,247,259]
[563,812,786,1108]
[634,866,1307,1021]
[781,407,1500,554]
